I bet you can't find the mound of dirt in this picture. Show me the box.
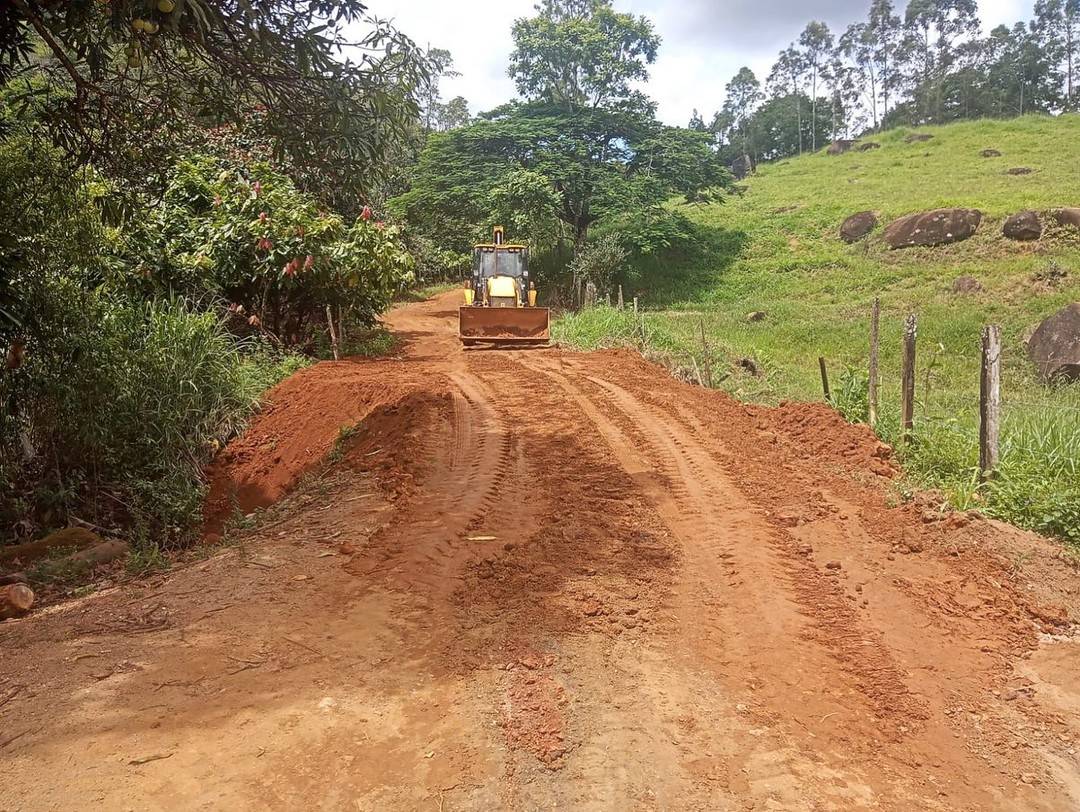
[202,359,449,537]
[755,400,897,478]
[339,391,455,502]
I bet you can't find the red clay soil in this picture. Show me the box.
[201,359,450,538]
[2,290,1079,811]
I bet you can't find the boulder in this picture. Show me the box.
[840,211,878,243]
[1027,303,1080,383]
[827,140,856,155]
[980,148,1002,158]
[746,311,767,323]
[952,276,983,294]
[1053,208,1080,229]
[1006,167,1035,175]
[884,208,982,249]
[858,141,881,151]
[730,153,756,180]
[1002,210,1042,241]
[905,133,934,143]
[738,357,762,377]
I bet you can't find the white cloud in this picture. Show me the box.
[363,0,1037,126]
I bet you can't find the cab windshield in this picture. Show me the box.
[475,247,527,279]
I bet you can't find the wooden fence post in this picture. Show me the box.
[617,284,624,309]
[818,357,831,402]
[698,318,713,388]
[868,298,880,427]
[632,296,639,314]
[901,313,917,441]
[325,304,340,361]
[980,324,1002,477]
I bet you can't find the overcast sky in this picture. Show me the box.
[365,0,1033,125]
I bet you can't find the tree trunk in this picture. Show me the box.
[573,222,589,257]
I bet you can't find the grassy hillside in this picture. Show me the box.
[556,115,1080,544]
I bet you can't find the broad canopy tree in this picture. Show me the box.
[392,101,729,258]
[394,0,730,269]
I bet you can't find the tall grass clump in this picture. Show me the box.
[2,293,306,548]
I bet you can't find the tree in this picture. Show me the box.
[438,96,472,131]
[508,0,659,113]
[717,68,762,159]
[823,50,861,139]
[981,22,1063,116]
[0,0,428,210]
[392,102,730,260]
[798,22,834,151]
[903,0,981,122]
[841,23,880,128]
[688,109,707,132]
[868,0,903,122]
[420,48,460,132]
[751,93,825,160]
[1035,0,1080,109]
[768,45,807,153]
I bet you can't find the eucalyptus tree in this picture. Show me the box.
[767,45,807,153]
[798,21,834,150]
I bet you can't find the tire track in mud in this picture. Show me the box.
[459,352,692,808]
[343,369,520,602]
[521,353,1042,810]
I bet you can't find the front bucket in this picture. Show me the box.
[459,306,550,346]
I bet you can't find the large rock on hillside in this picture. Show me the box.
[730,153,755,180]
[905,133,933,143]
[1053,208,1080,229]
[858,141,881,151]
[1003,210,1042,241]
[980,148,1002,158]
[1028,303,1080,383]
[840,211,878,243]
[884,208,982,249]
[827,140,856,155]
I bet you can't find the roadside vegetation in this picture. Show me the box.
[0,2,424,552]
[556,115,1080,544]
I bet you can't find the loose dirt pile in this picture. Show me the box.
[202,359,449,537]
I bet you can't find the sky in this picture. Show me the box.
[364,0,1033,126]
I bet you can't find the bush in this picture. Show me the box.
[2,290,305,545]
[121,154,415,349]
[568,234,629,297]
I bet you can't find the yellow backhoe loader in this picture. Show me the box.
[459,226,550,347]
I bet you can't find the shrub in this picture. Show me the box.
[121,154,415,349]
[568,233,629,297]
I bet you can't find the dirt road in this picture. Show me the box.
[3,290,1079,810]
